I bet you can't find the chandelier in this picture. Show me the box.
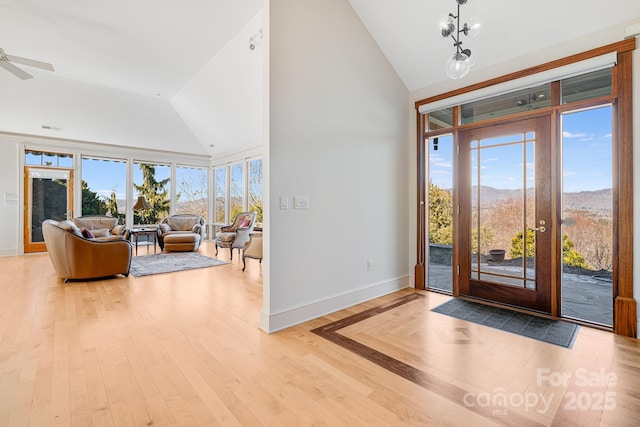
[438,0,481,79]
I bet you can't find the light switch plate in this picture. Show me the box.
[280,196,289,210]
[294,196,309,209]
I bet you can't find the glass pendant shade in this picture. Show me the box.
[438,14,455,38]
[446,52,472,79]
[439,0,478,79]
[465,17,481,37]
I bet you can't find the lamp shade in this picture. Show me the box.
[133,195,151,210]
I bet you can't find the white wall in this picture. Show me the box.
[0,73,206,155]
[0,138,19,256]
[171,11,264,159]
[262,0,410,332]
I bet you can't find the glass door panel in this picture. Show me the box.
[561,106,613,326]
[24,167,73,253]
[459,117,552,313]
[427,135,454,292]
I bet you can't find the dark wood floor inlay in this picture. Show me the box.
[311,293,545,427]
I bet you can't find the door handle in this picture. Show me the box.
[533,220,546,232]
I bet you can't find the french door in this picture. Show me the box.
[24,167,74,253]
[457,116,553,313]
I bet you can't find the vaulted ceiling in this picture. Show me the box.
[1,0,640,157]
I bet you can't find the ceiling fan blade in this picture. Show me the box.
[5,54,54,72]
[0,60,33,79]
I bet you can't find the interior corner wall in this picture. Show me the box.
[263,0,410,332]
[171,11,264,158]
[0,137,19,256]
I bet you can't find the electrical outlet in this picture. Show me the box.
[367,259,374,271]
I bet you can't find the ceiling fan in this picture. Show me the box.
[0,46,54,80]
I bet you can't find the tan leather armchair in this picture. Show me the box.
[42,219,132,282]
[156,214,205,251]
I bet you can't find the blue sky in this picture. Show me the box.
[429,105,613,193]
[81,160,204,201]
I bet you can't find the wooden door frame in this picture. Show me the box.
[414,39,636,337]
[23,166,74,253]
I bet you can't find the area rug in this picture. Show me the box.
[129,252,227,277]
[432,298,579,348]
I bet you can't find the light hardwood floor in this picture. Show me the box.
[1,241,639,426]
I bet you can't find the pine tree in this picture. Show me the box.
[133,164,170,224]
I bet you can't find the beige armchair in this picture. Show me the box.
[242,232,263,271]
[215,211,256,260]
[156,214,205,251]
[42,219,132,282]
[72,215,130,240]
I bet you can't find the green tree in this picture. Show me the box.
[428,181,453,244]
[510,228,589,268]
[562,234,589,269]
[81,180,108,215]
[133,163,170,224]
[105,190,123,221]
[472,226,494,255]
[510,228,535,259]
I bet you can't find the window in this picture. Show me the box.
[133,161,170,224]
[176,166,208,219]
[428,108,453,131]
[461,84,551,125]
[81,157,126,220]
[214,158,263,228]
[229,162,244,221]
[215,166,226,224]
[25,150,73,167]
[248,158,263,227]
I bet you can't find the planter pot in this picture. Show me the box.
[489,249,506,262]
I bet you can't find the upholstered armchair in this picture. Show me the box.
[214,211,256,260]
[156,214,205,251]
[71,215,130,240]
[242,232,263,271]
[42,219,132,282]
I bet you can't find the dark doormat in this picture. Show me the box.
[432,298,579,348]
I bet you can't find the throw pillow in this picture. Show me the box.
[80,228,95,239]
[239,218,251,228]
[91,228,111,238]
[112,225,125,235]
[60,220,83,237]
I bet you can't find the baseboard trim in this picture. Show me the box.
[0,248,18,257]
[259,276,410,333]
